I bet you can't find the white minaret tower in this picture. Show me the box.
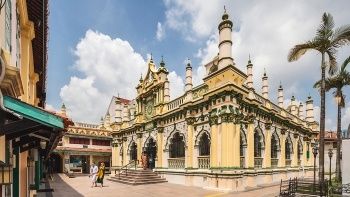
[291,95,297,116]
[298,102,304,119]
[278,82,284,108]
[115,98,122,123]
[60,103,67,116]
[218,7,234,70]
[262,69,269,99]
[185,59,193,92]
[164,78,170,102]
[246,56,253,89]
[305,96,314,122]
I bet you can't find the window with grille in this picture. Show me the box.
[271,135,279,159]
[69,137,90,145]
[92,139,110,146]
[199,133,210,156]
[170,132,185,158]
[254,132,262,157]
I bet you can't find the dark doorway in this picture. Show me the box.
[81,156,90,174]
[130,142,137,161]
[50,153,63,173]
[145,138,157,169]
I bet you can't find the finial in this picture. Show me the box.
[150,53,153,62]
[101,116,103,121]
[263,68,267,77]
[222,6,229,20]
[61,103,66,109]
[248,54,251,64]
[279,81,283,89]
[308,93,312,100]
[160,56,165,67]
[224,5,226,13]
[117,92,120,98]
[186,58,191,68]
[291,94,295,101]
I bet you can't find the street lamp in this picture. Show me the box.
[312,143,319,191]
[328,149,333,186]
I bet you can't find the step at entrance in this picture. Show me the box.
[108,169,167,185]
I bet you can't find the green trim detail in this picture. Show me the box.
[4,95,64,129]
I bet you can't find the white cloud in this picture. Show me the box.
[60,30,146,123]
[60,30,185,123]
[168,71,184,99]
[156,22,165,41]
[342,102,350,130]
[45,104,58,112]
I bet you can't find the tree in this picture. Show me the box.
[314,55,350,181]
[288,12,350,182]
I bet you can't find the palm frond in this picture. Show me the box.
[288,41,317,62]
[341,55,350,72]
[326,49,338,75]
[316,12,335,39]
[331,25,350,48]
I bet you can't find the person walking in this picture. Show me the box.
[96,162,106,187]
[90,162,98,188]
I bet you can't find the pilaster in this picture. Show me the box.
[209,114,219,168]
[122,136,127,165]
[156,127,164,168]
[279,129,286,167]
[185,117,195,168]
[136,132,143,167]
[246,120,255,168]
[263,122,272,168]
[232,123,241,167]
[292,134,298,167]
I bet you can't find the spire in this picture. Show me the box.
[222,5,229,20]
[262,68,269,99]
[246,56,253,89]
[248,54,251,64]
[60,103,67,116]
[278,82,284,108]
[185,58,193,92]
[306,95,314,122]
[160,55,165,67]
[217,6,234,69]
[150,53,153,63]
[186,58,192,68]
[278,81,283,89]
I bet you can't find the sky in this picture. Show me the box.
[46,0,350,130]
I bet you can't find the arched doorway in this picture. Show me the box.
[130,142,137,161]
[50,153,63,173]
[145,138,157,169]
[169,132,185,158]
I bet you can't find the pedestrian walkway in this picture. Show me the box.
[47,174,280,197]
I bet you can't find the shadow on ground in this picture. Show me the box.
[50,174,84,197]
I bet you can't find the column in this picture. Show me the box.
[136,132,143,167]
[246,121,255,168]
[292,136,298,167]
[220,114,228,167]
[279,131,286,167]
[232,123,241,168]
[122,137,127,165]
[156,127,164,168]
[209,115,219,168]
[263,123,272,168]
[185,117,195,168]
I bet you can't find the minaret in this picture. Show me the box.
[298,102,304,119]
[115,97,122,123]
[185,59,193,92]
[164,78,170,102]
[122,105,129,122]
[246,56,253,89]
[290,95,297,116]
[104,112,111,127]
[218,7,234,69]
[100,117,104,128]
[60,103,67,116]
[278,82,284,108]
[305,96,314,122]
[262,69,269,99]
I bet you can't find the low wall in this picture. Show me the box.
[155,167,314,192]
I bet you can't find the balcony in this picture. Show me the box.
[271,158,278,168]
[286,159,291,167]
[240,156,245,168]
[198,156,210,169]
[168,158,185,169]
[0,49,23,98]
[254,157,263,169]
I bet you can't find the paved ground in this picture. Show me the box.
[48,174,280,197]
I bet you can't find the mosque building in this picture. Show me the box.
[101,9,318,191]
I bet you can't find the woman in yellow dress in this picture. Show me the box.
[96,162,105,187]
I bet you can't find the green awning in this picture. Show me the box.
[3,95,64,129]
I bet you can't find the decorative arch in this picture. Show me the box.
[143,136,156,148]
[169,132,186,158]
[194,129,210,146]
[254,127,265,157]
[127,140,136,154]
[240,127,247,146]
[164,129,186,151]
[271,131,281,159]
[285,135,293,160]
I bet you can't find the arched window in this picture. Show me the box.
[285,137,292,160]
[130,142,137,161]
[271,134,279,159]
[254,131,263,157]
[170,132,185,158]
[297,141,303,161]
[199,132,210,156]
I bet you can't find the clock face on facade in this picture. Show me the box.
[145,100,153,119]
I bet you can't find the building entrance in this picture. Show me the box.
[145,138,157,169]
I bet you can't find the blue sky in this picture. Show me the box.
[46,0,350,130]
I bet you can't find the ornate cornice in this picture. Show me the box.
[185,117,196,125]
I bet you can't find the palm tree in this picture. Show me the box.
[314,56,350,181]
[288,12,350,182]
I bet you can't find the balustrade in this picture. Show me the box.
[271,158,278,168]
[168,158,185,169]
[198,156,210,169]
[254,157,263,169]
